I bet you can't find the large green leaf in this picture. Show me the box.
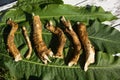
[87,20,120,54]
[0,4,117,26]
[0,1,120,80]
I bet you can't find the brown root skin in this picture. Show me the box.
[7,18,22,61]
[45,21,66,58]
[33,15,53,64]
[22,26,32,59]
[77,22,95,71]
[61,16,82,66]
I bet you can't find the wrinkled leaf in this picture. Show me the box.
[0,4,117,25]
[0,1,120,80]
[87,20,120,54]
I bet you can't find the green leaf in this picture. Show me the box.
[0,4,117,26]
[1,51,120,80]
[88,20,120,54]
[17,0,63,14]
[1,20,120,80]
[0,1,120,80]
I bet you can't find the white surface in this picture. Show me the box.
[64,0,120,31]
[0,1,17,12]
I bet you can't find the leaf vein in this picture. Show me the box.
[89,36,120,44]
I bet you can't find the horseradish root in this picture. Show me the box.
[61,16,82,66]
[45,21,66,58]
[33,15,53,64]
[7,18,22,61]
[77,22,95,71]
[22,26,32,59]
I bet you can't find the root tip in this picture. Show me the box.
[22,26,26,30]
[6,18,12,24]
[15,54,22,62]
[60,16,66,21]
[68,61,77,67]
[53,52,63,58]
[26,55,31,59]
[44,54,52,63]
[43,60,48,64]
[48,51,54,57]
[45,20,53,28]
[49,20,53,26]
[53,55,63,59]
[84,64,88,72]
[77,22,81,25]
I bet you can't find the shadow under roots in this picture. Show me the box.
[28,76,40,80]
[64,47,86,70]
[24,12,33,25]
[72,23,86,70]
[21,75,41,80]
[62,32,75,65]
[49,34,59,56]
[78,50,86,70]
[3,25,10,45]
[64,46,74,65]
[23,12,38,59]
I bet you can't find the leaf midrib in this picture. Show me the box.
[1,53,120,70]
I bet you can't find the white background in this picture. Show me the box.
[63,0,120,31]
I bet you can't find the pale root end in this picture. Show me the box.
[84,60,94,72]
[53,55,63,59]
[15,54,22,62]
[22,26,32,60]
[49,20,53,26]
[77,22,81,25]
[41,54,50,64]
[22,26,26,31]
[43,59,48,64]
[46,20,53,28]
[53,52,63,59]
[87,50,95,63]
[43,54,52,63]
[84,63,88,72]
[68,61,77,67]
[61,16,72,31]
[68,21,72,30]
[60,16,66,22]
[9,18,12,21]
[48,51,54,57]
[7,18,12,24]
[26,55,31,59]
[84,51,95,71]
